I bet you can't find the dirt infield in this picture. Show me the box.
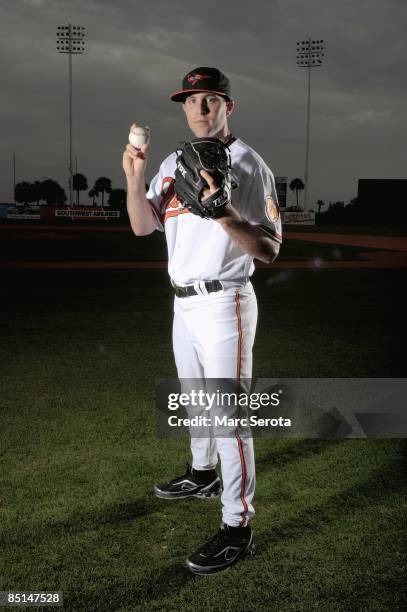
[0,223,130,232]
[1,225,406,269]
[1,251,406,269]
[286,231,407,252]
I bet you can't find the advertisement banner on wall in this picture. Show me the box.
[7,213,41,220]
[282,211,316,225]
[0,204,10,218]
[55,208,120,220]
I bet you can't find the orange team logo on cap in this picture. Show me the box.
[187,73,211,86]
[265,195,280,223]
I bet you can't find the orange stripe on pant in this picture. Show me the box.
[234,290,248,523]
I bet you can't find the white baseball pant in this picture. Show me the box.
[172,281,258,527]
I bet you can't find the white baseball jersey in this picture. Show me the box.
[146,136,282,287]
[147,135,282,527]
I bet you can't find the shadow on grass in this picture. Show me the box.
[254,439,343,473]
[68,450,406,607]
[64,563,193,611]
[1,497,165,545]
[128,443,407,604]
[256,448,407,554]
[3,441,406,608]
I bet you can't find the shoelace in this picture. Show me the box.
[169,462,192,485]
[201,528,230,555]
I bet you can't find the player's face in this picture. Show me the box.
[182,92,234,138]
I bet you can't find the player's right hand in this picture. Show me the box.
[122,123,149,180]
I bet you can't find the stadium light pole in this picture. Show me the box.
[13,152,16,205]
[296,38,324,210]
[56,24,85,207]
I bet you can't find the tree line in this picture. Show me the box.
[14,173,360,222]
[288,178,356,215]
[14,174,128,209]
[14,174,319,210]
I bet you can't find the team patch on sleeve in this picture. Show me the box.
[265,195,280,223]
[161,177,175,207]
[161,177,175,196]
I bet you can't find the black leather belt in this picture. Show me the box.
[173,280,223,298]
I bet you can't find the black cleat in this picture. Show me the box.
[185,524,255,575]
[154,463,222,500]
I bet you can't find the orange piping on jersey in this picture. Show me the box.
[234,290,248,518]
[164,207,189,222]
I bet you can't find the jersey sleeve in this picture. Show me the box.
[146,169,165,232]
[146,155,178,232]
[241,164,282,244]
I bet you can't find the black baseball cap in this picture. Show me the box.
[170,67,231,102]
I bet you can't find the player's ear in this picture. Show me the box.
[226,100,234,116]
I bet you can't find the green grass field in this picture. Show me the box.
[1,264,406,610]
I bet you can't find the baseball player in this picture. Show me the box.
[122,67,282,575]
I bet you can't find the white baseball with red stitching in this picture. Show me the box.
[129,126,150,148]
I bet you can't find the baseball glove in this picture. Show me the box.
[174,137,232,219]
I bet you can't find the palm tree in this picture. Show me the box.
[88,188,99,206]
[289,178,305,208]
[15,181,32,205]
[72,173,88,206]
[93,177,112,207]
[40,179,67,205]
[25,181,43,206]
[316,199,325,213]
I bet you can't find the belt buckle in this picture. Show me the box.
[174,283,196,298]
[173,280,223,298]
[204,280,223,294]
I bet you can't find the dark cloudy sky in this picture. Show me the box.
[1,0,406,208]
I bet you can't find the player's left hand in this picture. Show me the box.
[200,169,236,220]
[200,170,220,201]
[174,138,231,219]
